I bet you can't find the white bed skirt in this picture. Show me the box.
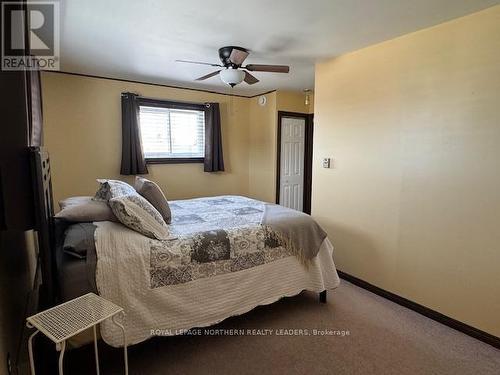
[95,221,340,347]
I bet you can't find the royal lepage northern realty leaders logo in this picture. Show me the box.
[1,1,60,70]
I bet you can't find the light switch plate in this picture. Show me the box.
[322,158,331,168]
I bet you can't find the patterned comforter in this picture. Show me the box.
[95,195,340,347]
[150,196,290,288]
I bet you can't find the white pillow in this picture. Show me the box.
[94,179,136,201]
[108,194,169,240]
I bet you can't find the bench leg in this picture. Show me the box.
[27,328,39,375]
[56,340,66,375]
[319,290,327,303]
[93,325,100,375]
[112,311,128,375]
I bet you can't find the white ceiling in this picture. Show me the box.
[59,0,500,96]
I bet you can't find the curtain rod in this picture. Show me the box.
[122,92,212,107]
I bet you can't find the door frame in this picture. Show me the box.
[276,111,314,214]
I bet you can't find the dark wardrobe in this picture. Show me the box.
[0,1,45,373]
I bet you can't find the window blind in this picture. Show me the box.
[138,105,205,159]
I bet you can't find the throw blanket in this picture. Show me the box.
[261,204,327,265]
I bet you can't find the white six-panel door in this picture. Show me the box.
[279,116,305,211]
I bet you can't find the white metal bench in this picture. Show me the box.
[26,293,128,375]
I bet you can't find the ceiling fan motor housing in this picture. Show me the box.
[219,46,248,68]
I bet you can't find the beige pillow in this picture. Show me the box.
[59,196,94,210]
[56,196,117,222]
[109,194,169,240]
[134,177,172,224]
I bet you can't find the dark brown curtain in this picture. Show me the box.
[120,92,148,175]
[204,103,224,172]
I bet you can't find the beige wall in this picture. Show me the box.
[313,5,500,336]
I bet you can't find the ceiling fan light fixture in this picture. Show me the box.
[220,68,245,87]
[177,46,289,86]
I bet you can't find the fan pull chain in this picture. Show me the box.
[230,86,235,116]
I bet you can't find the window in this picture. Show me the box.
[138,100,205,163]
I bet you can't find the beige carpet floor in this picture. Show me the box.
[66,280,500,375]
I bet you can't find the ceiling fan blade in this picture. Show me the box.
[176,60,222,67]
[244,64,289,73]
[244,71,259,85]
[229,49,249,65]
[195,70,221,81]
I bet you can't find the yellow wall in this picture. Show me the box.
[41,74,312,207]
[277,90,314,114]
[42,73,251,205]
[313,5,500,336]
[247,90,315,202]
[248,92,277,202]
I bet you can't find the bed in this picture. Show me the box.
[32,148,340,349]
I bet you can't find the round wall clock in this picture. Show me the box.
[258,95,267,106]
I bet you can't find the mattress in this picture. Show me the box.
[55,196,340,348]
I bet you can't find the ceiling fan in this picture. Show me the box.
[176,46,290,87]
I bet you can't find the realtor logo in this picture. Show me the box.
[1,1,60,70]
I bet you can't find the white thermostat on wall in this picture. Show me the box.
[322,158,331,168]
[258,95,267,106]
